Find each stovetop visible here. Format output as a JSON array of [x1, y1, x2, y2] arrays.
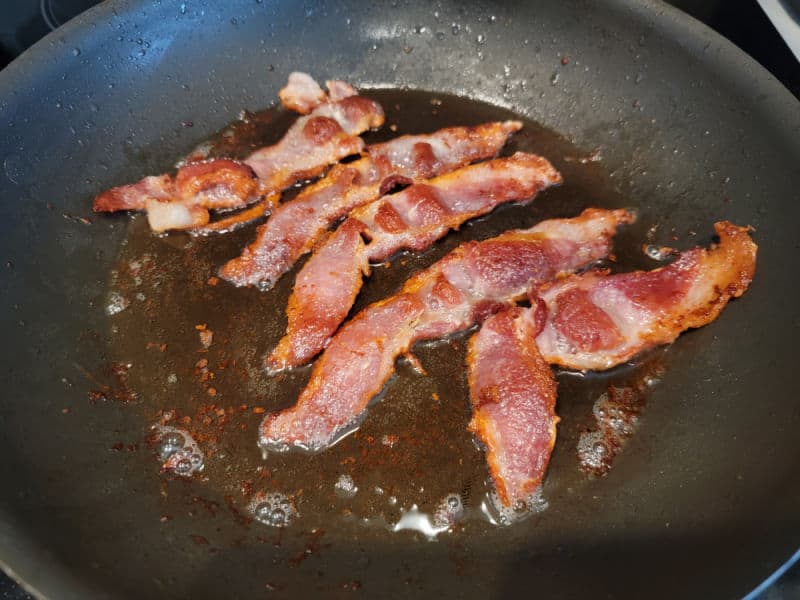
[[0, 1, 798, 598]]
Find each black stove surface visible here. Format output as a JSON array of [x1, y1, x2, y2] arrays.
[[0, 1, 798, 598]]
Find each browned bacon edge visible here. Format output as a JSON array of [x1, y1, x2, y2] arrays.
[[467, 221, 756, 508], [188, 198, 272, 236], [92, 73, 384, 232], [218, 120, 523, 289], [258, 208, 634, 454], [267, 152, 563, 372]]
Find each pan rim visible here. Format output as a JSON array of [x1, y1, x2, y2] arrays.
[[0, 0, 798, 598]]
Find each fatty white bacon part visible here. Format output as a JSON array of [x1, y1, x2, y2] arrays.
[[277, 72, 358, 114], [278, 72, 328, 114]]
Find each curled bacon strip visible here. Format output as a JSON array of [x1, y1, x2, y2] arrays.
[[93, 73, 384, 232], [219, 121, 523, 289], [92, 175, 172, 212], [468, 221, 756, 507], [267, 152, 563, 371], [258, 208, 634, 453]]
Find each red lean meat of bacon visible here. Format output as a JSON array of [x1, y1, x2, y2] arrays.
[[467, 305, 557, 509], [267, 152, 563, 371], [258, 208, 634, 453], [93, 74, 384, 232], [467, 221, 756, 508], [219, 120, 523, 289]]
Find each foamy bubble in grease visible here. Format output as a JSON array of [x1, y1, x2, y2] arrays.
[[480, 488, 548, 526], [153, 425, 204, 477], [432, 493, 465, 528], [334, 474, 358, 499], [644, 244, 676, 262], [249, 491, 298, 528], [105, 291, 130, 316]]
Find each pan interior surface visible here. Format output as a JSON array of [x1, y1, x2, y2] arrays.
[[0, 1, 798, 598]]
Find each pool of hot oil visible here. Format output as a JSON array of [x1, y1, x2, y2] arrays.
[[104, 89, 668, 548]]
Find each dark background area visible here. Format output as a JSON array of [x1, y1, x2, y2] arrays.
[[0, 0, 798, 598]]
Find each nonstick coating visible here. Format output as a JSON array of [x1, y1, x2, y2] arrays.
[[1, 1, 799, 598]]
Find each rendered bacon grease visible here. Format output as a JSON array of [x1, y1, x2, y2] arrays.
[[98, 73, 757, 529]]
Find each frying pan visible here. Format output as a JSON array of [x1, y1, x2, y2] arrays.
[[1, 0, 799, 598]]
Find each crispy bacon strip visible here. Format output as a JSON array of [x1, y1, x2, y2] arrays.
[[93, 160, 264, 216], [219, 121, 522, 289], [534, 221, 757, 370], [93, 73, 384, 232], [258, 208, 634, 453], [267, 152, 563, 371], [468, 221, 756, 507], [468, 306, 557, 509]]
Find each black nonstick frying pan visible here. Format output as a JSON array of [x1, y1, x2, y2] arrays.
[[1, 1, 799, 598]]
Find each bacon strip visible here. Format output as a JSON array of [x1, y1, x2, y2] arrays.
[[93, 74, 384, 232], [467, 306, 557, 509], [267, 152, 563, 371], [468, 221, 756, 507], [219, 121, 523, 289], [534, 221, 757, 370], [258, 208, 634, 453]]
